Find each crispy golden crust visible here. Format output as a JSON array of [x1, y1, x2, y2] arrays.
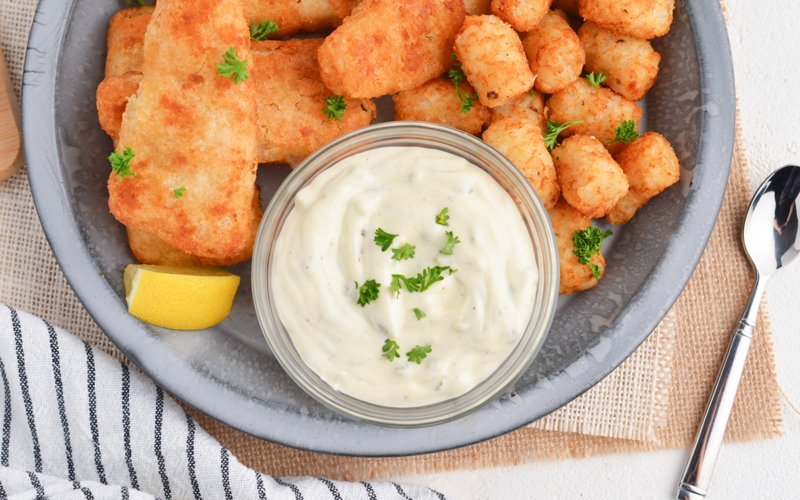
[[522, 9, 585, 94], [242, 0, 361, 39], [96, 71, 142, 139], [454, 15, 535, 108], [128, 186, 263, 266], [317, 0, 466, 98], [579, 20, 660, 101], [483, 118, 559, 209], [490, 0, 552, 32], [579, 0, 674, 40], [606, 132, 680, 224], [548, 198, 605, 294], [392, 77, 491, 135], [546, 78, 642, 154], [552, 134, 628, 218], [552, 0, 579, 15], [110, 0, 258, 259], [250, 39, 376, 166], [490, 90, 548, 132], [464, 0, 493, 15], [105, 6, 154, 77]]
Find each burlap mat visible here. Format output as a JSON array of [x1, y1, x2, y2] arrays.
[[0, 0, 782, 482]]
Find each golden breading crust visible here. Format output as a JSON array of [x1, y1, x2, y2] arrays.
[[607, 132, 680, 224], [490, 90, 548, 132], [548, 198, 605, 294], [552, 134, 628, 218], [552, 0, 579, 15], [105, 6, 154, 77], [579, 21, 660, 101], [579, 0, 674, 40], [250, 39, 377, 166], [490, 0, 552, 32], [96, 71, 142, 140], [317, 0, 466, 98], [392, 77, 491, 135], [128, 186, 264, 267], [522, 9, 585, 94], [454, 15, 535, 108], [483, 118, 560, 210], [464, 0, 493, 15], [110, 0, 258, 259], [242, 0, 361, 39], [546, 78, 642, 154]]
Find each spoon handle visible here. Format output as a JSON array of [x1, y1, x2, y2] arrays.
[[676, 277, 766, 500]]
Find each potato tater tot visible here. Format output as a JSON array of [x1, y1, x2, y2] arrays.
[[579, 21, 660, 101], [579, 0, 674, 40], [454, 15, 535, 108], [552, 0, 579, 15], [317, 0, 466, 98], [483, 118, 560, 209], [491, 0, 552, 32], [490, 90, 548, 132], [548, 198, 605, 294], [547, 78, 642, 152], [242, 0, 361, 39], [464, 0, 493, 15], [552, 135, 628, 218], [393, 77, 491, 135], [522, 9, 585, 94], [105, 6, 154, 77], [607, 132, 680, 224]]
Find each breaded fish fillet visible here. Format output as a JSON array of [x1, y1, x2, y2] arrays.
[[96, 71, 141, 142], [128, 186, 264, 267], [110, 0, 258, 259], [243, 0, 362, 39], [105, 6, 154, 78]]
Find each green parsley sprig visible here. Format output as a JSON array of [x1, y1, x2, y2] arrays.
[[390, 274, 419, 297], [449, 53, 477, 114], [413, 308, 426, 320], [544, 120, 584, 151], [323, 95, 348, 121], [440, 231, 460, 255], [355, 280, 381, 307], [529, 89, 536, 98], [390, 265, 456, 297], [216, 47, 250, 84], [250, 20, 279, 41], [572, 227, 613, 279], [109, 147, 136, 180], [374, 228, 398, 252], [585, 72, 608, 90], [605, 120, 639, 145], [382, 339, 401, 361], [406, 345, 432, 364], [173, 186, 186, 198], [436, 208, 450, 226], [392, 243, 416, 261]]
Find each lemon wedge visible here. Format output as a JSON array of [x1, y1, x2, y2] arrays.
[[124, 265, 240, 330]]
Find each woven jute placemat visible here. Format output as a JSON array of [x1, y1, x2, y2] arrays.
[[0, 0, 782, 482]]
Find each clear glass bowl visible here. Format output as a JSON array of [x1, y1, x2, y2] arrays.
[[252, 122, 559, 427]]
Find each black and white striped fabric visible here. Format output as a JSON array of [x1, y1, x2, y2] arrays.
[[0, 305, 451, 500]]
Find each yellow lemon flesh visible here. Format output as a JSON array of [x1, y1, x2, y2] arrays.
[[124, 265, 240, 330]]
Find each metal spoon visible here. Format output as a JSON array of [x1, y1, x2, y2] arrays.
[[676, 164, 800, 500]]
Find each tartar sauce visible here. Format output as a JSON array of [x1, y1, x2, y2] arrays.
[[272, 147, 537, 407]]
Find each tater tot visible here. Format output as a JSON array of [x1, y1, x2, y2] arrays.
[[606, 132, 680, 224], [317, 0, 466, 98], [579, 21, 660, 101], [491, 0, 552, 32], [483, 118, 560, 209], [552, 135, 629, 218], [548, 198, 605, 294], [522, 9, 585, 94], [579, 0, 674, 40], [454, 15, 536, 108], [464, 0, 493, 15], [393, 77, 491, 135], [547, 78, 642, 153], [552, 0, 579, 15], [490, 90, 548, 132]]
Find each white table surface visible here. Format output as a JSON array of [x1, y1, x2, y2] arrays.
[[395, 1, 800, 497]]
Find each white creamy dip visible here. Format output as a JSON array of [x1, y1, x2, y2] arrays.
[[272, 147, 537, 407]]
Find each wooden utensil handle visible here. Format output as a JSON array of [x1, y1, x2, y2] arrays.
[[0, 47, 23, 182]]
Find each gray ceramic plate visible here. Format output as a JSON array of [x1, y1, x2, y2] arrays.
[[22, 0, 734, 456]]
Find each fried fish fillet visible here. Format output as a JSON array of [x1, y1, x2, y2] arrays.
[[243, 0, 362, 39], [110, 0, 258, 259], [105, 6, 154, 78]]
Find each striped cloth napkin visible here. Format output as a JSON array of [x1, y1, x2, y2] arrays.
[[0, 304, 450, 500]]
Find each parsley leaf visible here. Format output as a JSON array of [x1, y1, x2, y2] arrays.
[[440, 231, 460, 255], [382, 339, 401, 361], [406, 345, 432, 364], [250, 20, 279, 40], [390, 274, 420, 297], [323, 95, 348, 121], [585, 72, 608, 90], [425, 35, 433, 39], [605, 120, 639, 145], [392, 243, 416, 261], [572, 227, 613, 279], [374, 228, 398, 252], [416, 266, 456, 292], [448, 53, 478, 114], [173, 186, 186, 198], [529, 89, 536, 98], [216, 47, 250, 84], [355, 280, 380, 307], [109, 147, 136, 180], [413, 308, 426, 320], [436, 208, 450, 226], [544, 120, 584, 151]]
